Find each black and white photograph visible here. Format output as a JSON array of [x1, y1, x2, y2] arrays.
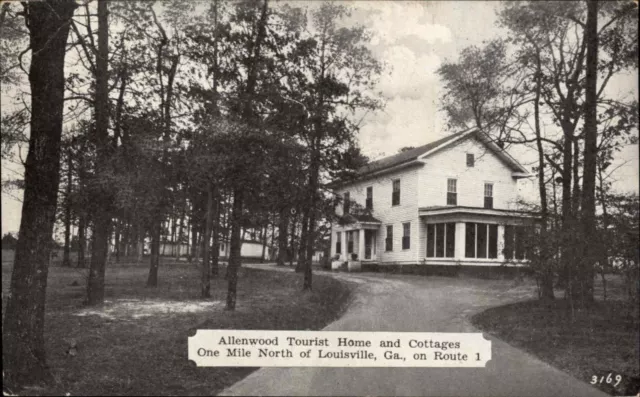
[[1, 0, 638, 396]]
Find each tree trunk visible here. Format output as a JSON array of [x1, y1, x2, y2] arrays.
[[147, 219, 161, 287], [277, 210, 288, 266], [304, 151, 320, 290], [577, 0, 599, 307], [62, 147, 72, 267], [260, 224, 267, 263], [533, 52, 554, 302], [296, 213, 308, 272], [114, 219, 121, 263], [136, 222, 144, 263], [201, 183, 213, 298], [226, 188, 244, 310], [211, 193, 220, 277], [289, 213, 297, 266], [2, 0, 75, 389], [77, 213, 86, 268], [86, 0, 111, 306], [226, 0, 269, 310]]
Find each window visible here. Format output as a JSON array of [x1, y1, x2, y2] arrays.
[[366, 186, 373, 210], [220, 243, 225, 252], [465, 223, 476, 258], [466, 223, 498, 259], [392, 180, 401, 206], [347, 231, 354, 254], [467, 153, 475, 167], [343, 192, 350, 214], [435, 223, 445, 256], [488, 224, 498, 258], [402, 222, 411, 250], [426, 223, 456, 258], [335, 232, 342, 254], [484, 183, 493, 209], [445, 223, 456, 257], [504, 225, 514, 260], [447, 179, 457, 205], [385, 225, 393, 251], [504, 225, 530, 260]]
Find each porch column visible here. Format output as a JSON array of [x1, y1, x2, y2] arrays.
[[497, 224, 505, 260], [358, 229, 365, 261], [455, 222, 465, 259]]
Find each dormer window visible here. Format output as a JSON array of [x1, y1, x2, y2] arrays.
[[467, 153, 475, 167]]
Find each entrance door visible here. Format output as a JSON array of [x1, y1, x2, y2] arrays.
[[364, 230, 374, 260]]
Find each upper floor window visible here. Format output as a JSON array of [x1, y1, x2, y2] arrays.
[[343, 191, 350, 214], [392, 179, 401, 206], [366, 186, 373, 210], [484, 183, 493, 209], [402, 222, 411, 250], [467, 153, 475, 167], [447, 179, 457, 206], [385, 225, 393, 251]]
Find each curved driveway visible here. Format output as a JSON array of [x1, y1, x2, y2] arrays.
[[219, 265, 607, 397]]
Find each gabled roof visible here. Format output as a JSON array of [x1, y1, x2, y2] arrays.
[[356, 130, 470, 176], [356, 128, 529, 178]]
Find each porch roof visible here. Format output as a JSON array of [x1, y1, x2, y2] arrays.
[[339, 213, 382, 225], [419, 206, 540, 219]]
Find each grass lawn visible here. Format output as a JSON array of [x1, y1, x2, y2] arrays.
[[1, 258, 353, 396], [472, 275, 639, 396]]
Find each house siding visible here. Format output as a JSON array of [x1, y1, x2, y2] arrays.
[[331, 135, 532, 268], [418, 138, 519, 210], [333, 165, 421, 263]]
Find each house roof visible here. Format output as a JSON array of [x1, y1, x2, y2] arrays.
[[330, 129, 530, 190], [356, 130, 470, 176]]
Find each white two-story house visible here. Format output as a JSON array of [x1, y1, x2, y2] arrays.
[[330, 129, 538, 271]]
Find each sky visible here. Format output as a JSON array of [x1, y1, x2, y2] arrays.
[[2, 1, 638, 236]]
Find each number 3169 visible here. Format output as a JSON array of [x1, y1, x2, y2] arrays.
[[591, 373, 622, 387]]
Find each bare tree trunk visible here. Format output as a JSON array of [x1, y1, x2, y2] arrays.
[[226, 189, 243, 310], [62, 147, 72, 267], [2, 0, 76, 388], [260, 223, 268, 263], [277, 210, 288, 266], [211, 192, 220, 277], [533, 52, 553, 302], [226, 0, 269, 311], [86, 0, 111, 306], [77, 213, 86, 268], [578, 0, 599, 306], [296, 213, 308, 273], [289, 213, 297, 266], [147, 220, 161, 287], [201, 182, 213, 298]]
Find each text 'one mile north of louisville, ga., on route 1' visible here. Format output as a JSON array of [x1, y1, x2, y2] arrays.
[[188, 331, 492, 367]]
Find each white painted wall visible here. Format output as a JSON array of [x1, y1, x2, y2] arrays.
[[333, 164, 421, 263], [418, 138, 519, 210]]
